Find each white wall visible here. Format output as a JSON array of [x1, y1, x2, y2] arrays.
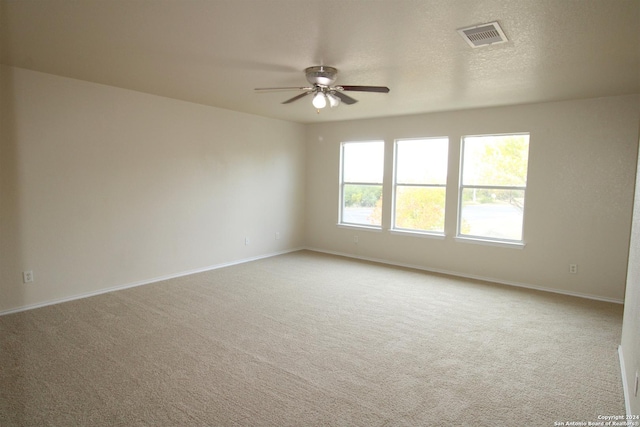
[[305, 95, 640, 302], [1, 64, 638, 313], [621, 131, 640, 415], [0, 65, 306, 313]]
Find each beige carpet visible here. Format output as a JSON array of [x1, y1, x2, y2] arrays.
[[0, 250, 625, 426]]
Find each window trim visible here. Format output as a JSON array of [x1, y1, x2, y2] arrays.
[[391, 137, 449, 236], [338, 140, 385, 229], [454, 235, 526, 249], [337, 223, 384, 232], [457, 133, 530, 244], [389, 228, 446, 239]]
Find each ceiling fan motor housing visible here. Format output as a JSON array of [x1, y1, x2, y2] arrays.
[[305, 66, 338, 86]]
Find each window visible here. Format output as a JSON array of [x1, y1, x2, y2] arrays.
[[459, 133, 530, 242], [340, 141, 384, 227], [393, 138, 449, 234]]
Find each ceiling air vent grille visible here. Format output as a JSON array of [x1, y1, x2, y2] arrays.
[[458, 21, 508, 48]]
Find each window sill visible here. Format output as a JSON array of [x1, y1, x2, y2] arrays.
[[455, 236, 526, 249], [337, 223, 383, 232], [389, 229, 445, 239]]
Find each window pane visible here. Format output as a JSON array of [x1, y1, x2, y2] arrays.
[[343, 141, 384, 183], [459, 188, 525, 241], [395, 186, 446, 232], [462, 134, 529, 186], [396, 138, 448, 184], [342, 184, 382, 226]]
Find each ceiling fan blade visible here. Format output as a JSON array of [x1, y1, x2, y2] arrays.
[[331, 91, 358, 105], [282, 91, 312, 104], [339, 85, 390, 93], [254, 86, 312, 91]]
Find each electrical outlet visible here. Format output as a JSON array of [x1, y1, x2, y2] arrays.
[[23, 270, 34, 283], [569, 264, 578, 274], [275, 232, 280, 240], [245, 237, 250, 246], [353, 235, 359, 244]]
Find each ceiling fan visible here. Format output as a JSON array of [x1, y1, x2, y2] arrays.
[[254, 66, 390, 110]]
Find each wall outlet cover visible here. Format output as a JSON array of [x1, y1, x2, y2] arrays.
[[23, 271, 34, 283]]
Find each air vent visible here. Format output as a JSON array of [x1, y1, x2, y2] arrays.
[[458, 21, 508, 48]]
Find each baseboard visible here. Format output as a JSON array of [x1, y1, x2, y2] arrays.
[[619, 346, 632, 416], [304, 247, 625, 304], [3, 245, 622, 316], [0, 247, 305, 316]]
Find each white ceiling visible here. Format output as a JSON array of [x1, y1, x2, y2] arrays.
[[1, 0, 639, 124]]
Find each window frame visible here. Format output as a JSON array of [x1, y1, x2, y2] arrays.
[[457, 132, 530, 245], [391, 137, 449, 236], [338, 140, 385, 229]]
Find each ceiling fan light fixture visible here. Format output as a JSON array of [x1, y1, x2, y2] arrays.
[[312, 91, 327, 109], [327, 92, 341, 108]]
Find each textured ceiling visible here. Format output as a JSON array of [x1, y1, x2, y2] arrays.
[[1, 0, 639, 124]]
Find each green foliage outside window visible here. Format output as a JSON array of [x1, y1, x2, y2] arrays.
[[463, 135, 529, 208], [394, 187, 445, 232], [343, 185, 382, 208], [464, 135, 528, 188]]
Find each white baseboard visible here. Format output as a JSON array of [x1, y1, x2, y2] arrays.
[[0, 247, 305, 316], [304, 246, 625, 304], [2, 245, 622, 316], [619, 346, 632, 416]]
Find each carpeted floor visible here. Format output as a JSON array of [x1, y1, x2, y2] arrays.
[[0, 250, 625, 426]]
